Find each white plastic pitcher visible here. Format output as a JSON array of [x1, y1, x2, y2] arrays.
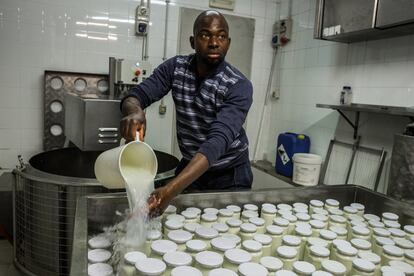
[[94, 137, 158, 189]]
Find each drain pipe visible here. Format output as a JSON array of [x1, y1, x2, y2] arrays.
[[158, 0, 170, 115]]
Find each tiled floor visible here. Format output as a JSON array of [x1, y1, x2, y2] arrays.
[[0, 239, 25, 276]]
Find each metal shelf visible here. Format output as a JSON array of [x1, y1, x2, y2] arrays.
[[316, 103, 414, 139]]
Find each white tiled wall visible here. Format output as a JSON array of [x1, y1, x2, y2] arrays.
[[261, 0, 414, 192], [0, 0, 279, 171]]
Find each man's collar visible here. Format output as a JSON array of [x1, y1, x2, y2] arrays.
[[188, 54, 226, 78]]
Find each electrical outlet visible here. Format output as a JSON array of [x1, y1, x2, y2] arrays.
[[272, 18, 292, 47]]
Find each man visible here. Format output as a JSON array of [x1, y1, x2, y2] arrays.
[[120, 10, 253, 217]]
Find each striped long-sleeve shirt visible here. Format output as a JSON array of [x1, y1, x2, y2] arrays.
[[122, 54, 253, 170]]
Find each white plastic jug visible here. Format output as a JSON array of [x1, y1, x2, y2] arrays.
[[94, 137, 158, 189]]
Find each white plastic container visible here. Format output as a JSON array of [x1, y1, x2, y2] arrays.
[[266, 225, 284, 254], [394, 238, 414, 251], [212, 223, 229, 235], [171, 266, 202, 276], [163, 251, 192, 276], [164, 219, 184, 236], [389, 228, 406, 239], [239, 223, 257, 241], [350, 238, 372, 253], [293, 261, 316, 276], [185, 240, 207, 258], [88, 263, 114, 276], [321, 260, 346, 276], [223, 248, 252, 272], [242, 240, 263, 263], [304, 245, 330, 270], [220, 234, 241, 249], [273, 217, 289, 235], [292, 153, 322, 186], [350, 225, 371, 241], [195, 227, 219, 250], [275, 270, 299, 276], [144, 230, 162, 256], [310, 219, 326, 237], [357, 251, 381, 276], [208, 268, 237, 276], [282, 214, 298, 234], [309, 200, 324, 214], [259, 256, 283, 274], [276, 246, 298, 270], [329, 215, 347, 229], [184, 222, 201, 234], [201, 213, 218, 228], [295, 225, 313, 259], [405, 249, 414, 267], [226, 218, 242, 235], [329, 226, 348, 240], [211, 237, 237, 255], [217, 209, 233, 224], [282, 235, 302, 255], [88, 249, 112, 264], [349, 258, 375, 276], [330, 239, 351, 259], [203, 208, 219, 216], [388, 260, 414, 276], [194, 251, 223, 276], [319, 229, 337, 249], [88, 236, 112, 249], [120, 251, 146, 276], [243, 204, 259, 214], [363, 214, 380, 222], [238, 262, 268, 276], [384, 220, 402, 229], [185, 207, 202, 220], [325, 199, 340, 211], [241, 210, 259, 223], [380, 265, 405, 276], [253, 234, 272, 257], [404, 225, 414, 240], [350, 203, 365, 216], [162, 205, 177, 223], [372, 236, 395, 256], [135, 257, 166, 276], [381, 245, 404, 265], [249, 217, 266, 234], [333, 245, 358, 274], [261, 204, 277, 227], [150, 240, 178, 260], [226, 205, 241, 219], [181, 210, 199, 224], [371, 227, 391, 245], [382, 212, 399, 222], [304, 237, 328, 260], [167, 230, 193, 251]]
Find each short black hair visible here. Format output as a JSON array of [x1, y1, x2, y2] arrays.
[[193, 10, 229, 35]]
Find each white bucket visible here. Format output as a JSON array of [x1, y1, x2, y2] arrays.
[[94, 139, 158, 189], [292, 153, 322, 186]]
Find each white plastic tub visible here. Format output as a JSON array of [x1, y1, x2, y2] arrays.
[[292, 154, 323, 186]]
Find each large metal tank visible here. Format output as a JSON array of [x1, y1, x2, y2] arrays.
[[13, 147, 178, 276]]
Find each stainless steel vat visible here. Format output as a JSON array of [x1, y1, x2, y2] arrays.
[[70, 185, 414, 275], [13, 147, 178, 276]]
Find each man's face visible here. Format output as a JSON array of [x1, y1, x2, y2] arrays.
[[190, 15, 231, 66]]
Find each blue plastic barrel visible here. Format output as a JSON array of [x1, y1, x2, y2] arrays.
[[275, 132, 310, 177]]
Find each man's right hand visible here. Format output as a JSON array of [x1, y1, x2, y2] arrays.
[[120, 97, 146, 142]]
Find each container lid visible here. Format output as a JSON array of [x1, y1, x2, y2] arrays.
[[165, 219, 184, 230], [307, 237, 328, 248], [352, 258, 375, 272], [266, 225, 284, 235], [275, 270, 298, 276], [88, 263, 113, 276], [352, 225, 370, 235], [254, 234, 272, 245], [313, 208, 329, 216], [150, 239, 178, 255], [363, 213, 380, 221], [350, 220, 367, 228], [389, 260, 414, 275], [383, 245, 404, 257], [357, 251, 381, 264], [343, 206, 357, 214], [241, 210, 259, 219], [375, 236, 395, 246], [282, 213, 298, 223], [294, 207, 309, 214], [195, 226, 219, 239], [212, 223, 229, 233], [320, 229, 337, 240], [394, 238, 414, 249], [309, 245, 330, 257], [295, 225, 312, 237], [185, 207, 201, 215], [311, 271, 334, 276], [88, 249, 111, 263], [321, 260, 346, 274], [262, 203, 277, 209], [329, 226, 348, 236], [273, 217, 289, 227], [293, 261, 316, 274], [276, 246, 297, 258], [242, 240, 262, 252], [405, 249, 414, 260], [195, 251, 223, 268], [381, 266, 406, 276], [292, 153, 322, 164], [325, 199, 340, 207], [184, 222, 201, 233], [185, 239, 207, 252], [167, 229, 193, 244], [203, 207, 219, 215], [259, 256, 283, 271], [350, 203, 365, 211], [226, 205, 241, 213], [384, 220, 401, 229], [373, 227, 390, 237], [218, 208, 233, 217], [282, 235, 301, 246], [404, 225, 414, 234], [332, 239, 351, 249], [221, 233, 241, 245], [146, 229, 162, 240], [181, 210, 198, 219], [163, 251, 192, 267], [226, 218, 242, 227], [277, 209, 292, 217], [166, 214, 185, 223], [312, 214, 328, 222], [249, 217, 265, 226], [124, 251, 146, 265], [382, 212, 399, 221], [328, 208, 344, 216], [201, 213, 218, 222], [238, 262, 268, 276], [296, 213, 311, 222], [329, 215, 346, 224], [389, 228, 406, 238], [293, 202, 308, 209], [368, 220, 385, 228], [88, 236, 111, 249], [337, 244, 358, 256], [211, 237, 237, 252], [164, 205, 177, 214], [243, 204, 258, 212], [240, 223, 257, 233], [171, 266, 202, 276], [135, 258, 166, 275], [277, 203, 293, 211], [208, 268, 238, 276], [261, 204, 277, 214], [310, 219, 325, 229], [224, 248, 252, 264], [350, 238, 371, 250]]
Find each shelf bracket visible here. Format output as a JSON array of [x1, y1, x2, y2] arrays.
[[337, 109, 360, 139]]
